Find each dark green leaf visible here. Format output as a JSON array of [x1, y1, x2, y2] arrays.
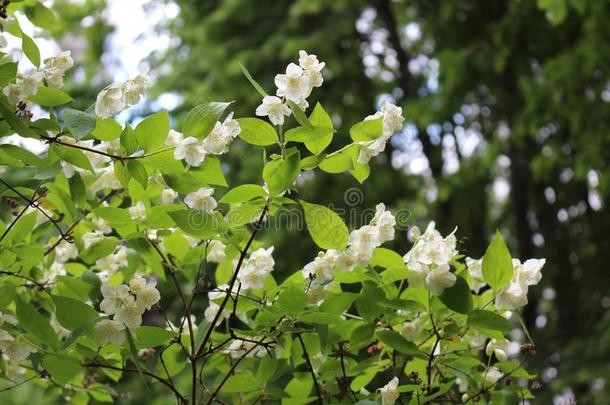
[[63, 108, 96, 140], [439, 276, 473, 314]]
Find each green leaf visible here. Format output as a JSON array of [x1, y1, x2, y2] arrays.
[[120, 125, 138, 155], [286, 100, 313, 129], [0, 62, 18, 87], [136, 326, 176, 349], [50, 144, 93, 172], [482, 231, 513, 290], [0, 97, 38, 138], [127, 160, 148, 189], [375, 329, 421, 356], [319, 145, 356, 174], [125, 328, 149, 390], [68, 172, 87, 206], [350, 324, 376, 349], [277, 285, 308, 315], [299, 311, 342, 324], [284, 126, 331, 144], [55, 296, 99, 331], [219, 184, 266, 204], [91, 117, 122, 141], [439, 276, 473, 314], [16, 297, 59, 350], [226, 200, 266, 227], [135, 110, 170, 152], [237, 117, 279, 145], [25, 3, 59, 31], [263, 148, 300, 196], [239, 63, 268, 97], [183, 102, 231, 139], [63, 108, 96, 140], [257, 356, 277, 383], [468, 309, 513, 333], [21, 32, 40, 68], [28, 86, 73, 106], [355, 282, 384, 320], [350, 117, 383, 141], [168, 209, 225, 239], [370, 248, 408, 270], [0, 144, 46, 167], [300, 200, 348, 250], [305, 103, 334, 154], [42, 354, 81, 384]]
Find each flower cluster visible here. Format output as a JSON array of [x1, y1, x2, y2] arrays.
[[237, 247, 275, 290], [403, 221, 458, 295], [172, 114, 241, 167], [256, 50, 325, 125], [94, 72, 150, 118], [95, 278, 160, 345], [357, 99, 405, 164], [495, 258, 545, 309], [303, 204, 396, 299], [3, 51, 74, 105]]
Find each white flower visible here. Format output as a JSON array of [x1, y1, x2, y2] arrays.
[[335, 247, 369, 272], [495, 281, 528, 309], [357, 137, 389, 164], [255, 96, 291, 126], [44, 51, 74, 72], [349, 225, 380, 253], [222, 339, 265, 359], [100, 284, 132, 315], [160, 188, 178, 204], [485, 339, 509, 362], [55, 241, 78, 263], [302, 250, 339, 283], [165, 129, 184, 146], [0, 34, 5, 49], [130, 278, 161, 310], [43, 68, 65, 88], [21, 72, 44, 97], [484, 367, 503, 384], [379, 377, 400, 405], [402, 319, 422, 342], [90, 165, 121, 194], [202, 113, 241, 155], [114, 299, 144, 329], [82, 230, 105, 249], [424, 263, 456, 295], [238, 247, 275, 290], [0, 338, 35, 362], [275, 62, 311, 103], [404, 222, 457, 266], [129, 201, 147, 221], [372, 203, 396, 243], [95, 84, 126, 118], [94, 319, 125, 346], [174, 136, 206, 167], [3, 83, 24, 104], [466, 257, 486, 293], [185, 187, 217, 213], [204, 302, 230, 324], [91, 215, 112, 234], [298, 50, 325, 88], [515, 258, 545, 286], [207, 240, 226, 263], [96, 247, 128, 276]]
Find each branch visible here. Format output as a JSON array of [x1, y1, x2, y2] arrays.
[[42, 134, 175, 161], [85, 361, 187, 404], [203, 338, 268, 405], [298, 334, 324, 405], [195, 202, 270, 358], [0, 373, 40, 392]]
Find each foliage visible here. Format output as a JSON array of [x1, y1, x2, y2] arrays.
[[0, 2, 549, 403]]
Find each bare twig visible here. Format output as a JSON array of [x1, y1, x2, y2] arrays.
[[298, 333, 323, 404]]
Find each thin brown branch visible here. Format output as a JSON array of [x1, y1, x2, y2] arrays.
[[195, 202, 269, 358], [203, 338, 267, 405], [298, 333, 324, 405]]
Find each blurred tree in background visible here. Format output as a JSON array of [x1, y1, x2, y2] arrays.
[[154, 0, 610, 403]]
